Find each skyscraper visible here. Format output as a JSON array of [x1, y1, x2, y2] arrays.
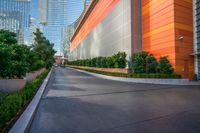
[[38, 0, 84, 55], [39, 0, 48, 25], [0, 0, 30, 43]]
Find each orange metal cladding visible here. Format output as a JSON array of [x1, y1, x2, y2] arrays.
[[142, 0, 194, 79], [70, 0, 120, 52]]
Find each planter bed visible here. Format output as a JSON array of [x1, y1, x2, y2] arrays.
[[0, 70, 49, 133], [67, 65, 181, 79], [26, 68, 46, 82], [66, 65, 129, 74], [0, 68, 46, 93]]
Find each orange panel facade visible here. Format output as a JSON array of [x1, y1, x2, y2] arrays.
[[142, 0, 194, 79], [70, 0, 120, 52]]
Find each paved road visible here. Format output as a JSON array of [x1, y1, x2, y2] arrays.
[[29, 67, 200, 133]]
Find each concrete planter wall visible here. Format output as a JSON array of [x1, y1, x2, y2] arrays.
[[26, 68, 46, 82], [67, 65, 129, 73], [0, 68, 46, 93], [0, 79, 26, 93]]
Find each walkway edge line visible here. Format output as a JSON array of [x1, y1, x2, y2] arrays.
[[9, 68, 53, 133], [69, 67, 200, 86]]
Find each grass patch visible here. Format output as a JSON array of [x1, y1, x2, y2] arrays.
[[0, 70, 49, 132], [70, 66, 181, 79]]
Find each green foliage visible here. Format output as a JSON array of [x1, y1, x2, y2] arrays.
[[132, 52, 174, 75], [0, 30, 17, 45], [132, 51, 148, 73], [112, 52, 127, 68], [0, 29, 55, 78], [27, 51, 45, 71], [106, 57, 114, 68], [33, 29, 56, 69], [0, 44, 29, 78], [67, 52, 127, 69], [0, 71, 49, 132], [146, 54, 157, 73], [70, 66, 181, 79], [157, 56, 174, 74]]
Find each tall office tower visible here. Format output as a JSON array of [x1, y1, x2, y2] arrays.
[[39, 0, 48, 26], [0, 0, 30, 43], [38, 0, 84, 55], [61, 24, 75, 58], [29, 17, 37, 45]]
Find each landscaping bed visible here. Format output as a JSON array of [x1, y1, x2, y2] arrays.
[[69, 66, 181, 79], [0, 70, 49, 133], [66, 51, 181, 79], [66, 65, 129, 73], [0, 92, 8, 105]]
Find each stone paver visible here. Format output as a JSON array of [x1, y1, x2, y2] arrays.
[[29, 67, 200, 133]]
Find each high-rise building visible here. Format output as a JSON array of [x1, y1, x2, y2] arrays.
[[0, 0, 30, 43], [29, 17, 37, 45], [61, 24, 75, 58], [38, 0, 84, 55], [39, 0, 48, 26]]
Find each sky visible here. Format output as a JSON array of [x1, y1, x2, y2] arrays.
[[29, 0, 84, 55], [30, 0, 39, 22]]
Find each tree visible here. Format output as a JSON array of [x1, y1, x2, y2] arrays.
[[157, 56, 174, 74], [0, 30, 17, 45], [32, 29, 56, 68]]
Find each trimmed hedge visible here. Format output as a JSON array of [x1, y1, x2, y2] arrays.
[[0, 70, 49, 132], [70, 66, 181, 79], [132, 51, 174, 74], [67, 52, 127, 68]]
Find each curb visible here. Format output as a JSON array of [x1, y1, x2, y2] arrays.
[[9, 68, 53, 133], [69, 67, 200, 86]]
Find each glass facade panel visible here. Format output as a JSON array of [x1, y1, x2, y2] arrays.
[[0, 0, 30, 33]]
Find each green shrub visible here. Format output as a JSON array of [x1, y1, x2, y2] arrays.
[[157, 56, 174, 74], [0, 44, 29, 78], [70, 66, 181, 79], [146, 54, 157, 73], [66, 52, 127, 69], [96, 57, 102, 68], [101, 57, 107, 68], [0, 70, 48, 131], [106, 57, 114, 68], [112, 52, 127, 68], [132, 51, 148, 73]]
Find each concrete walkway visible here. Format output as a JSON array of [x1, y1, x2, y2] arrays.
[[29, 67, 200, 133]]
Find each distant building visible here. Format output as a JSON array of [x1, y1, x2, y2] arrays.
[[0, 0, 30, 44], [61, 24, 75, 58], [39, 0, 48, 26], [29, 17, 37, 45], [38, 0, 85, 55], [54, 55, 62, 65]]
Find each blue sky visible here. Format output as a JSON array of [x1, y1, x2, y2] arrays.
[[30, 0, 39, 21]]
